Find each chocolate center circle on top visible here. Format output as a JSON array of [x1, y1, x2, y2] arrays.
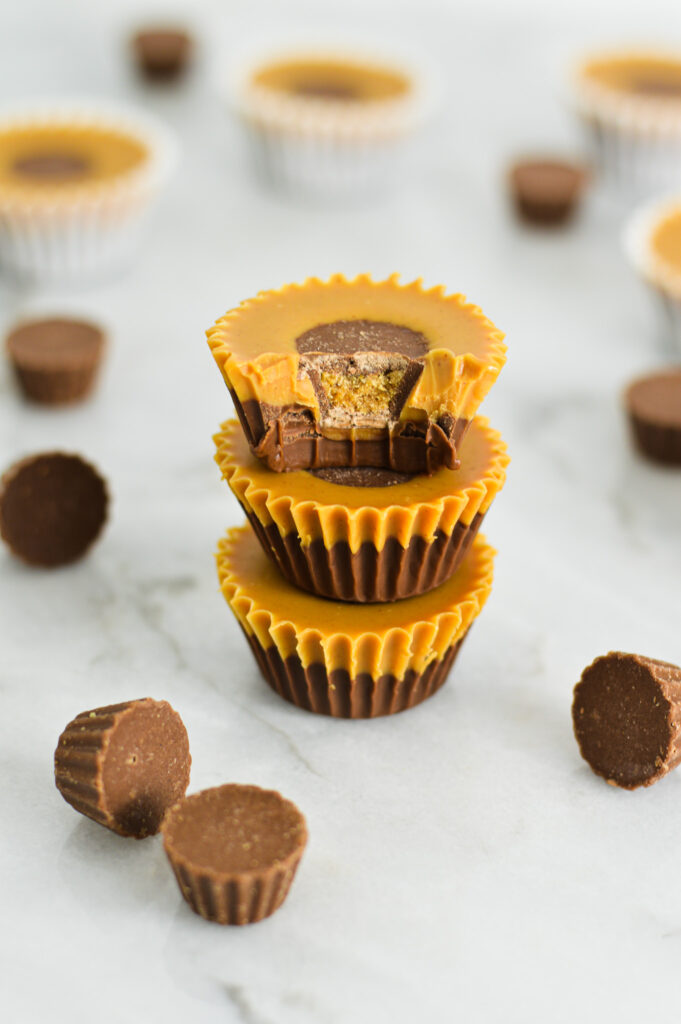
[[12, 152, 91, 182], [630, 76, 681, 97], [295, 319, 429, 357], [292, 80, 361, 100], [311, 465, 414, 487]]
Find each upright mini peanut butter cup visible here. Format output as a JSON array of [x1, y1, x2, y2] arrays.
[[217, 524, 495, 718], [625, 369, 681, 464], [214, 415, 508, 602], [572, 651, 681, 789], [207, 275, 506, 474], [162, 784, 307, 925], [54, 698, 191, 837], [6, 317, 105, 405]]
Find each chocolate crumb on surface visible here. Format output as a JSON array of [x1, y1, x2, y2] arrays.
[[572, 651, 681, 789], [625, 370, 681, 465], [509, 159, 586, 226], [6, 317, 105, 405], [162, 784, 307, 925], [54, 698, 191, 838], [0, 452, 108, 567]]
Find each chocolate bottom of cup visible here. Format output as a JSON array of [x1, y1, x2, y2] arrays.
[[629, 414, 681, 465], [13, 364, 99, 405], [231, 390, 466, 474], [514, 196, 577, 226], [167, 849, 303, 925], [245, 632, 466, 718], [244, 508, 483, 602]]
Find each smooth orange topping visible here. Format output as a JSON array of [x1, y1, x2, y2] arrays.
[[251, 57, 410, 102], [580, 53, 681, 98]]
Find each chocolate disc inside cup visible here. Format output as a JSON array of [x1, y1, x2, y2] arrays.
[[12, 152, 90, 181], [0, 452, 108, 567]]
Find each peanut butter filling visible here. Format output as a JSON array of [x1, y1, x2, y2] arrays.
[[214, 416, 508, 552], [251, 57, 410, 103], [580, 53, 681, 99], [218, 524, 495, 680], [650, 207, 681, 273], [0, 124, 148, 195], [207, 275, 507, 427]]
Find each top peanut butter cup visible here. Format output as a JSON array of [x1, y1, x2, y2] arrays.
[[207, 274, 506, 474]]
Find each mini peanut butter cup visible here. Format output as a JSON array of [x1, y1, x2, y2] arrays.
[[132, 28, 193, 82], [214, 416, 508, 602], [217, 524, 495, 718], [573, 652, 681, 789], [509, 159, 586, 226], [0, 452, 108, 567], [6, 317, 105, 405], [54, 698, 191, 837], [162, 784, 307, 925], [625, 369, 681, 465], [207, 275, 506, 474]]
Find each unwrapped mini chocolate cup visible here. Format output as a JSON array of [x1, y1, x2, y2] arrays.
[[162, 784, 307, 925], [132, 28, 193, 82], [7, 316, 105, 405], [54, 698, 191, 837], [573, 651, 681, 789], [508, 158, 586, 226], [217, 523, 495, 718], [624, 369, 681, 464], [215, 415, 508, 601]]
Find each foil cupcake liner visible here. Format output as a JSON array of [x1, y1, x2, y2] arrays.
[[217, 523, 495, 717], [0, 99, 177, 283], [227, 47, 433, 199], [214, 416, 508, 602], [569, 53, 681, 193], [623, 194, 681, 355]]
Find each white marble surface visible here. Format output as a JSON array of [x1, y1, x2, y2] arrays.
[[3, 2, 681, 1022]]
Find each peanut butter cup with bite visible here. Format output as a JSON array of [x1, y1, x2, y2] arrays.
[[54, 698, 191, 837], [207, 275, 506, 474], [162, 784, 307, 925], [214, 415, 508, 602], [217, 524, 494, 718]]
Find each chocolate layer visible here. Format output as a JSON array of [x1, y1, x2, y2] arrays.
[[295, 320, 429, 357], [244, 508, 483, 602], [573, 652, 681, 789], [245, 632, 466, 718], [12, 152, 90, 181], [233, 392, 466, 473]]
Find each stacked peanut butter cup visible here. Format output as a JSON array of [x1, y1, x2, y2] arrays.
[[208, 275, 508, 718]]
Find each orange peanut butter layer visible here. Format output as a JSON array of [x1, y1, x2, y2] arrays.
[[214, 416, 507, 602], [0, 123, 148, 200], [207, 275, 506, 473], [578, 52, 681, 99]]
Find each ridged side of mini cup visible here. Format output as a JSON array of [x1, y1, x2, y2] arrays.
[[164, 850, 305, 925], [245, 630, 465, 718], [12, 362, 100, 405], [54, 703, 129, 831], [244, 508, 482, 602]]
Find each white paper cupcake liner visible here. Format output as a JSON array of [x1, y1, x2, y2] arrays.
[[623, 193, 681, 355], [227, 47, 433, 199], [0, 99, 177, 284], [569, 54, 681, 195]]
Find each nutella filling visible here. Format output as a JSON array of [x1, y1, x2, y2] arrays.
[[295, 319, 428, 431], [12, 152, 91, 181]]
